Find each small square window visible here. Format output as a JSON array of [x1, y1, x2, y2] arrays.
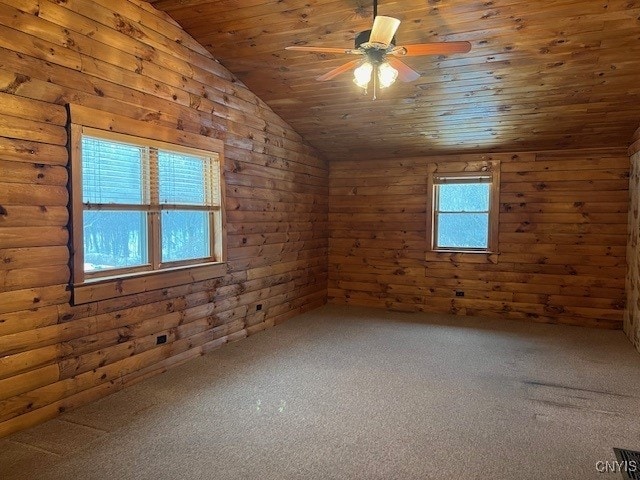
[[428, 162, 499, 254], [434, 178, 491, 250]]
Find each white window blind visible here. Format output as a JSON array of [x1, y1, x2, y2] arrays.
[[158, 150, 219, 206], [82, 136, 149, 205]]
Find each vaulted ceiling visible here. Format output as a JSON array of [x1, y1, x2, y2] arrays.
[[146, 0, 640, 160]]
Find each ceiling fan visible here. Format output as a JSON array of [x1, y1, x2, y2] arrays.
[[285, 0, 471, 99]]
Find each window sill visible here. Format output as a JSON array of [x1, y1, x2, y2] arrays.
[[426, 250, 499, 264], [72, 262, 226, 305]]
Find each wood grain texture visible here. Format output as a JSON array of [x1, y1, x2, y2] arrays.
[[146, 0, 640, 161], [624, 135, 640, 353], [0, 0, 327, 437], [329, 149, 628, 328]]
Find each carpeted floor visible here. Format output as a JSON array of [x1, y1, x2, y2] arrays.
[[1, 304, 640, 480]]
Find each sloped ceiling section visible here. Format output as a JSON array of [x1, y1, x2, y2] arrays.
[[145, 0, 640, 160]]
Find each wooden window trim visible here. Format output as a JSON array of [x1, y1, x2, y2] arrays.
[[68, 105, 227, 305], [426, 160, 500, 263], [72, 262, 227, 305]]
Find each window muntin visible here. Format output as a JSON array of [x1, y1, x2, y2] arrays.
[[78, 128, 222, 280]]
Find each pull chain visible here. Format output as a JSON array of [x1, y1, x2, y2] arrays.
[[373, 64, 377, 100]]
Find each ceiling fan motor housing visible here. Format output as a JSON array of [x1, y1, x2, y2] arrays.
[[355, 29, 396, 49]]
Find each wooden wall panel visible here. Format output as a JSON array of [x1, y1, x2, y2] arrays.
[[329, 149, 628, 329], [0, 0, 327, 437], [624, 126, 640, 353]]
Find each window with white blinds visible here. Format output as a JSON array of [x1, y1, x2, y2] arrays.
[[78, 128, 223, 278]]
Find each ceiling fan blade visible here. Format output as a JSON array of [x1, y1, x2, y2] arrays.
[[285, 46, 362, 55], [316, 59, 362, 81], [392, 41, 472, 56], [369, 16, 401, 46], [387, 57, 420, 82]]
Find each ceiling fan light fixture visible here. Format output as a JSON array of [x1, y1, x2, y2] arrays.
[[378, 61, 398, 88], [353, 62, 373, 89], [284, 0, 472, 99]]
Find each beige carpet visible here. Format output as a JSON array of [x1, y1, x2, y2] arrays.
[[1, 305, 640, 480]]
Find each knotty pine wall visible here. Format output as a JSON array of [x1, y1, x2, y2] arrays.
[[329, 150, 629, 328], [625, 126, 640, 353], [0, 0, 327, 436]]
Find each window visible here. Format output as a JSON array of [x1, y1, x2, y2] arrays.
[[69, 105, 226, 304], [427, 161, 499, 254], [80, 130, 222, 275]]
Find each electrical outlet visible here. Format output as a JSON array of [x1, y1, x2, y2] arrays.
[[455, 291, 465, 297], [156, 334, 167, 345]]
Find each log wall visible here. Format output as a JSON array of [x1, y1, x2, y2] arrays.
[[0, 0, 328, 437], [329, 150, 629, 328], [624, 126, 640, 352]]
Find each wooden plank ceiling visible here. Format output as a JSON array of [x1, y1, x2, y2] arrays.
[[145, 0, 640, 160]]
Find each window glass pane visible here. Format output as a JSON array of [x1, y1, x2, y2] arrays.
[[159, 151, 208, 205], [436, 213, 489, 249], [82, 136, 145, 204], [438, 183, 489, 212], [83, 210, 148, 272], [161, 210, 210, 262]]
